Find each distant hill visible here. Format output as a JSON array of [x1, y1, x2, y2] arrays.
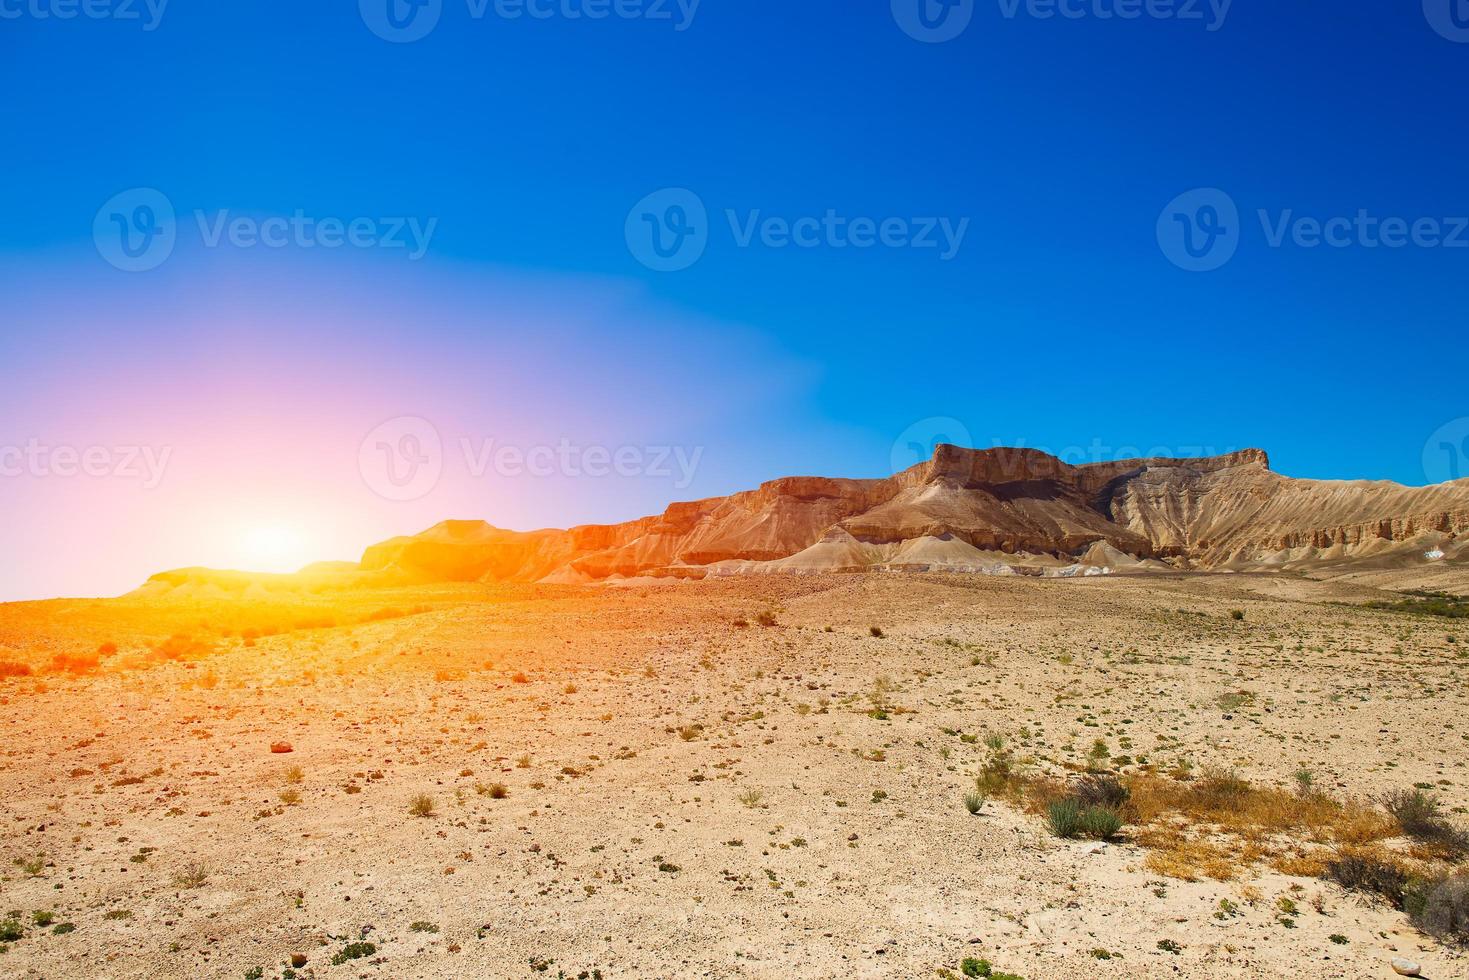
[[138, 445, 1469, 595]]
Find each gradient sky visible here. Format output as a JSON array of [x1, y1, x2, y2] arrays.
[[2, 2, 1466, 601]]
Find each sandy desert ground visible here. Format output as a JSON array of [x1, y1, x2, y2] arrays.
[[1, 571, 1467, 979]]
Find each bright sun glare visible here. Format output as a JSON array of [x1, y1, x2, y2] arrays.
[[238, 523, 312, 574]]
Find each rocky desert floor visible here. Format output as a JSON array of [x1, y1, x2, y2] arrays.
[[1, 571, 1467, 979]]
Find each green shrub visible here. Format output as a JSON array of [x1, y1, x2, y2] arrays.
[[1047, 799, 1083, 838], [964, 791, 984, 815], [331, 942, 376, 965], [1078, 806, 1123, 840]]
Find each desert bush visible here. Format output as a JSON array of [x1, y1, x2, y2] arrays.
[[1325, 852, 1411, 907], [869, 626, 885, 638], [152, 634, 214, 662], [1074, 773, 1129, 812], [409, 794, 436, 817], [1381, 789, 1469, 859], [1078, 806, 1123, 839], [0, 660, 33, 678], [755, 610, 778, 628], [1047, 799, 1083, 838], [964, 791, 985, 815], [331, 942, 376, 965], [1408, 873, 1469, 945], [50, 652, 102, 674], [172, 861, 208, 889]]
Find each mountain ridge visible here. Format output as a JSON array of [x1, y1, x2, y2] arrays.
[[135, 444, 1469, 596]]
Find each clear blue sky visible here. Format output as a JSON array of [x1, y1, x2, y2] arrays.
[[1, 2, 1467, 598]]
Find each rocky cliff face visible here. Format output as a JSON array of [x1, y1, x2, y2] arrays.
[[352, 446, 1469, 584]]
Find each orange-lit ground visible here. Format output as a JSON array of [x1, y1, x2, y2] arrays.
[[1, 573, 1467, 978]]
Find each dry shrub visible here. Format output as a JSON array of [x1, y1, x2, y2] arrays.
[[1326, 848, 1414, 908], [1271, 850, 1334, 878], [152, 634, 215, 662], [1410, 873, 1469, 945], [1139, 829, 1240, 882], [49, 652, 101, 675], [1121, 768, 1389, 847], [1074, 773, 1130, 811], [1380, 790, 1469, 860], [0, 661, 34, 678]]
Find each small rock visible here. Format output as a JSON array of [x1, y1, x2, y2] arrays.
[[1391, 957, 1421, 977], [270, 742, 293, 754], [1081, 842, 1109, 855]]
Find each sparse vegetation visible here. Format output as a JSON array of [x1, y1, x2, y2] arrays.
[[172, 861, 208, 889], [331, 942, 376, 965], [409, 793, 436, 817]]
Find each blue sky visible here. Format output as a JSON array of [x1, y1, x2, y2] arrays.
[[1, 2, 1467, 597]]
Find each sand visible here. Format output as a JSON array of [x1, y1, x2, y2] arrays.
[[1, 571, 1466, 978]]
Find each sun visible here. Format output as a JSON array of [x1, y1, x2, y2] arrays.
[[238, 522, 313, 574]]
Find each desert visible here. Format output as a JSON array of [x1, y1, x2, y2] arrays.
[[2, 448, 1468, 979]]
